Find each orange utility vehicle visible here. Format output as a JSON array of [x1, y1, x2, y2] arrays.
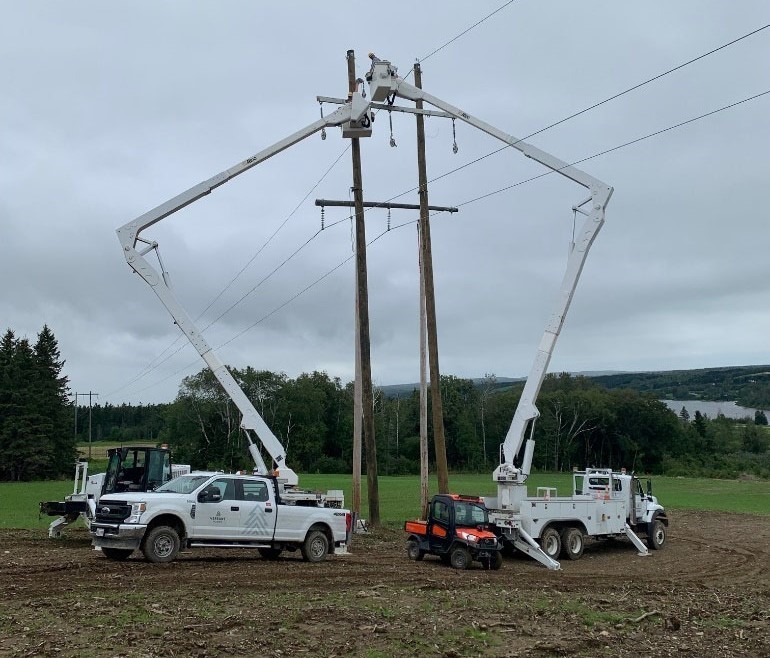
[[404, 494, 503, 570]]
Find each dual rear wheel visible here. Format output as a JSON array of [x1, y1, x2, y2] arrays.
[[540, 526, 584, 561]]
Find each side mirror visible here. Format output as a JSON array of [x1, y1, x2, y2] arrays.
[[198, 489, 222, 503], [646, 480, 653, 496]]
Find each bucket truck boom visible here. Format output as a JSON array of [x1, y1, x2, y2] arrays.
[[116, 97, 369, 489], [366, 56, 667, 570]]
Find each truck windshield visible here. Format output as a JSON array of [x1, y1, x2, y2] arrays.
[[454, 501, 488, 527], [155, 475, 211, 494]]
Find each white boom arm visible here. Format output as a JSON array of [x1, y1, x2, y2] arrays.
[[117, 104, 357, 487], [365, 56, 613, 485]]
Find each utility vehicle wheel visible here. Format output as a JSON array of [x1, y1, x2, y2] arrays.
[[406, 539, 425, 561], [101, 547, 133, 561], [449, 546, 472, 570], [481, 551, 503, 570], [540, 527, 561, 560], [560, 527, 585, 560], [142, 525, 180, 563], [258, 547, 282, 560], [301, 529, 329, 563], [648, 518, 666, 550]]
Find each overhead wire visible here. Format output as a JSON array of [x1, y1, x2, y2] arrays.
[[125, 85, 770, 397], [112, 20, 769, 399], [104, 145, 351, 401]]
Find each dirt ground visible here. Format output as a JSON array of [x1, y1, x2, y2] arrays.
[[1, 510, 768, 658]]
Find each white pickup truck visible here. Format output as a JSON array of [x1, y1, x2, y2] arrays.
[[90, 472, 351, 563]]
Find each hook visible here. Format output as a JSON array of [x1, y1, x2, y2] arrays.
[[452, 118, 458, 154], [320, 103, 327, 141], [389, 111, 397, 148]]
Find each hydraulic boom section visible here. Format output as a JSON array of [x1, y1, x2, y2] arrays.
[[365, 54, 613, 499], [116, 102, 362, 487]]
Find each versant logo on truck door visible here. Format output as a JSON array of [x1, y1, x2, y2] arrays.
[[210, 511, 227, 524]]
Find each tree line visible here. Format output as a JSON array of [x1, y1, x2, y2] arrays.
[[156, 368, 769, 479], [2, 324, 768, 481]]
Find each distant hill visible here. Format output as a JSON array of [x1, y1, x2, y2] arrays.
[[378, 365, 770, 408]]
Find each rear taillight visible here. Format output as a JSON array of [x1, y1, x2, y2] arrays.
[[346, 512, 352, 533]]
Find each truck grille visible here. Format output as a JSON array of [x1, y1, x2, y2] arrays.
[[479, 538, 497, 549], [95, 501, 131, 523]]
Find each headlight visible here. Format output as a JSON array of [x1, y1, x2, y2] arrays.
[[125, 502, 147, 524], [459, 531, 479, 543]]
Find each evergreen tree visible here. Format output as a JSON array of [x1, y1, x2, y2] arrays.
[[33, 325, 75, 474], [754, 409, 768, 426], [0, 326, 75, 480]]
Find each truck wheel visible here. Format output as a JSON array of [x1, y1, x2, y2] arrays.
[[560, 527, 584, 560], [301, 529, 329, 563], [141, 525, 180, 563], [540, 527, 561, 560], [258, 547, 282, 560], [406, 539, 425, 561], [648, 518, 666, 550], [101, 548, 133, 561], [449, 546, 472, 570], [481, 551, 503, 570]]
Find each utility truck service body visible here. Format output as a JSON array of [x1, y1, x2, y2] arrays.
[[91, 472, 350, 563], [484, 468, 667, 567]]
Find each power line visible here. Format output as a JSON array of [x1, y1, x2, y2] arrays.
[[418, 1, 519, 64], [120, 85, 769, 399], [104, 146, 351, 401], [393, 23, 770, 205], [456, 88, 770, 208], [112, 25, 768, 399]]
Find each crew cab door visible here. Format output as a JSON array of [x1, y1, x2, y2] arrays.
[[236, 478, 277, 542], [193, 477, 243, 539]]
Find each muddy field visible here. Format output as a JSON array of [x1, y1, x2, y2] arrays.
[[1, 510, 768, 657]]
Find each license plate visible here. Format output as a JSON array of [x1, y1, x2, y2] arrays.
[[96, 528, 105, 537]]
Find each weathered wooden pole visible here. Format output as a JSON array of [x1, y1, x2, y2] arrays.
[[414, 61, 449, 494], [347, 49, 380, 525]]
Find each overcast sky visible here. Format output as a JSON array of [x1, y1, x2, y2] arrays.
[[2, 2, 769, 406]]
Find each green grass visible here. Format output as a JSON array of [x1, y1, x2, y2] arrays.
[[2, 471, 768, 530]]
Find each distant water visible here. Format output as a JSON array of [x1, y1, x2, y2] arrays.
[[662, 399, 766, 420]]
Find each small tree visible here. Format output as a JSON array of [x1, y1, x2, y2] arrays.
[[754, 409, 768, 426]]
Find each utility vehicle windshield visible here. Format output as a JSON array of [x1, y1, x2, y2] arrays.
[[454, 501, 488, 527], [155, 475, 211, 494]]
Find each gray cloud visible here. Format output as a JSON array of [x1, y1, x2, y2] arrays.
[[2, 2, 768, 404]]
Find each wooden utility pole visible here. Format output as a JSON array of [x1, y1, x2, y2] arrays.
[[347, 49, 380, 526], [418, 225, 429, 518], [414, 62, 449, 494], [352, 285, 362, 521]]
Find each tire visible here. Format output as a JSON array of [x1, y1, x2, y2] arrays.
[[141, 525, 180, 563], [560, 527, 584, 560], [301, 529, 329, 563], [648, 518, 666, 550], [540, 527, 561, 560], [101, 547, 133, 561], [406, 539, 425, 561], [449, 545, 472, 570], [258, 547, 282, 560], [481, 551, 503, 570]]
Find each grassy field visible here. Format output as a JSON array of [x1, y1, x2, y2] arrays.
[[3, 470, 768, 530]]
